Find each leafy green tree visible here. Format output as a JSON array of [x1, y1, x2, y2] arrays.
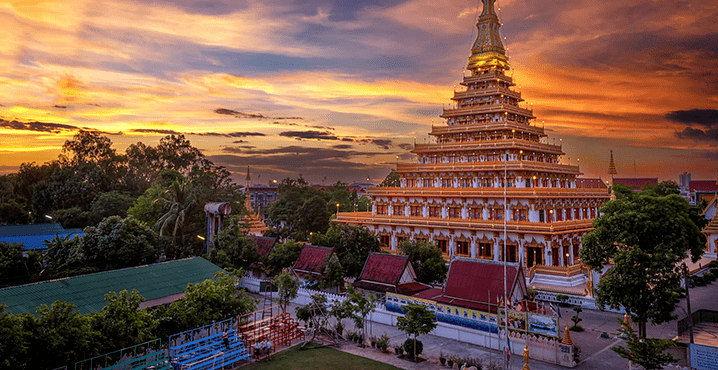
[[273, 269, 299, 313], [310, 224, 380, 278], [399, 239, 448, 284], [155, 178, 196, 253], [161, 271, 256, 334], [26, 301, 98, 370], [396, 303, 437, 361], [0, 199, 31, 224], [379, 172, 400, 187], [265, 240, 303, 275], [297, 195, 331, 236], [92, 289, 158, 354], [81, 215, 160, 271], [580, 183, 706, 338], [0, 304, 29, 369], [267, 177, 320, 238], [156, 134, 204, 171], [42, 233, 83, 276], [612, 318, 678, 370], [209, 221, 260, 271], [87, 190, 136, 226], [346, 285, 378, 346], [0, 242, 37, 287], [321, 254, 344, 290]]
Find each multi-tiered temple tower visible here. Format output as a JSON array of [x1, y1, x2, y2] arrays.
[[336, 0, 609, 295]]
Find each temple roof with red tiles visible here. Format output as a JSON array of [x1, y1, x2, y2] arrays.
[[434, 258, 525, 312], [292, 245, 335, 276], [690, 180, 718, 193], [250, 236, 278, 258]]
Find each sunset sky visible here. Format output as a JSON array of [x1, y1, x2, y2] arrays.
[[1, 0, 717, 185]]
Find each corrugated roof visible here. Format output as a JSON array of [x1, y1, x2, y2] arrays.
[[0, 257, 222, 315], [0, 230, 84, 250], [437, 258, 520, 310], [356, 253, 408, 286], [293, 245, 334, 275], [250, 236, 277, 258]]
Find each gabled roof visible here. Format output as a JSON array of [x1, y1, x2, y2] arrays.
[[0, 257, 222, 315], [434, 258, 525, 312], [250, 236, 278, 258], [352, 253, 428, 293], [690, 180, 718, 193], [292, 245, 335, 276], [613, 178, 658, 191], [357, 253, 409, 286], [576, 178, 608, 189]]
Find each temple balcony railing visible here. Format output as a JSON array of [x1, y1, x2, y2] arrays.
[[452, 87, 521, 100], [460, 70, 514, 85], [527, 264, 587, 279], [365, 186, 609, 199], [430, 121, 545, 136], [393, 160, 581, 175], [412, 139, 563, 155], [441, 103, 534, 118], [333, 212, 597, 234]]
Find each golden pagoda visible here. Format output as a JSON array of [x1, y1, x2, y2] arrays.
[[335, 0, 609, 296]]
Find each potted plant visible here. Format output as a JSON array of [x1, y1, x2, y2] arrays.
[[439, 351, 446, 365], [370, 336, 377, 348], [376, 334, 389, 351], [447, 354, 456, 367], [394, 345, 403, 355]]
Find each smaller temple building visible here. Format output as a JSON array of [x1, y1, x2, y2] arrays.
[[352, 252, 430, 295], [292, 245, 337, 279]]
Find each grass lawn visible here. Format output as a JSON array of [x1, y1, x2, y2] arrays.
[[241, 343, 401, 370]]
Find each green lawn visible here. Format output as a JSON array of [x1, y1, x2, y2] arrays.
[[241, 343, 401, 370]]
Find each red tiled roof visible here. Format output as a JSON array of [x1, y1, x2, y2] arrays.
[[396, 282, 432, 295], [357, 253, 408, 285], [576, 178, 608, 189], [613, 178, 658, 190], [293, 245, 334, 276], [251, 236, 277, 258], [410, 287, 443, 300], [690, 180, 718, 193], [439, 259, 519, 308]]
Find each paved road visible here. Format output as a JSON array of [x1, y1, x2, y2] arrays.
[[254, 282, 717, 369]]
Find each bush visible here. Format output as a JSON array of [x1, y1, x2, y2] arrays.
[[403, 338, 423, 359], [707, 260, 718, 269], [703, 272, 716, 282], [569, 325, 585, 332]]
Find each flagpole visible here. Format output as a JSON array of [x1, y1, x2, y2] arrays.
[[504, 151, 509, 370]]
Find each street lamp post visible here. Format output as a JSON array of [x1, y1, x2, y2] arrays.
[[336, 203, 340, 215]]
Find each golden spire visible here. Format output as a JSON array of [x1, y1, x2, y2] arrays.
[[608, 150, 617, 176], [561, 325, 574, 345], [467, 0, 510, 71]]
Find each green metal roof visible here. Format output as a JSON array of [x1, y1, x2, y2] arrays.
[[0, 257, 222, 315]]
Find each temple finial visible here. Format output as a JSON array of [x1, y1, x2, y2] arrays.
[[482, 0, 497, 16], [468, 0, 509, 71]]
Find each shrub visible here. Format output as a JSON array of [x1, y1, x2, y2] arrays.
[[703, 272, 715, 282], [403, 338, 423, 359]]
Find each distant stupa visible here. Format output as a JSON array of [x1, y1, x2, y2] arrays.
[[608, 150, 617, 185]]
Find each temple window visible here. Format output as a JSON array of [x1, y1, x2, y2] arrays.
[[376, 204, 388, 215], [437, 239, 448, 254], [448, 206, 462, 219], [455, 240, 470, 256], [393, 206, 404, 216], [459, 177, 472, 187], [539, 210, 545, 223], [380, 235, 390, 248], [410, 205, 422, 216], [441, 178, 452, 188], [428, 205, 441, 218], [527, 246, 543, 267], [552, 247, 560, 266], [468, 207, 482, 219], [478, 242, 492, 258], [573, 244, 581, 264]]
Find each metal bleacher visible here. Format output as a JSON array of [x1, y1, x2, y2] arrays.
[[168, 318, 251, 370]]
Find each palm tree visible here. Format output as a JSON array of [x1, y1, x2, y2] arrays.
[[155, 178, 195, 256]]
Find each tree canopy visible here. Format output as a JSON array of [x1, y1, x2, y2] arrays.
[[580, 182, 706, 337], [399, 239, 448, 284], [310, 223, 380, 278]]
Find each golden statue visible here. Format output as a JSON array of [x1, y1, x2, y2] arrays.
[[521, 344, 530, 370]]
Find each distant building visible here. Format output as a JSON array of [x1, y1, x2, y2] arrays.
[[0, 257, 222, 315], [245, 185, 278, 213], [701, 197, 718, 258], [679, 172, 691, 200], [689, 180, 718, 206], [0, 223, 83, 250]]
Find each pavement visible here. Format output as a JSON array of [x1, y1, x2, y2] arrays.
[[248, 282, 717, 370]]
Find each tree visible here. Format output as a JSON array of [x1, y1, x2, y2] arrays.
[[396, 303, 437, 361], [265, 240, 303, 275], [0, 304, 29, 369], [346, 285, 378, 346], [272, 269, 299, 313], [42, 233, 83, 277], [612, 318, 678, 370], [210, 222, 260, 271], [0, 242, 38, 287], [155, 178, 196, 253], [92, 289, 158, 354], [297, 195, 331, 236], [379, 171, 400, 187], [310, 224, 380, 278], [81, 215, 160, 271], [399, 239, 448, 284], [161, 271, 255, 334], [580, 183, 706, 338], [87, 190, 136, 226], [26, 301, 97, 369]]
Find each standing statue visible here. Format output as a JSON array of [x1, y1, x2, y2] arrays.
[[521, 344, 530, 370]]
